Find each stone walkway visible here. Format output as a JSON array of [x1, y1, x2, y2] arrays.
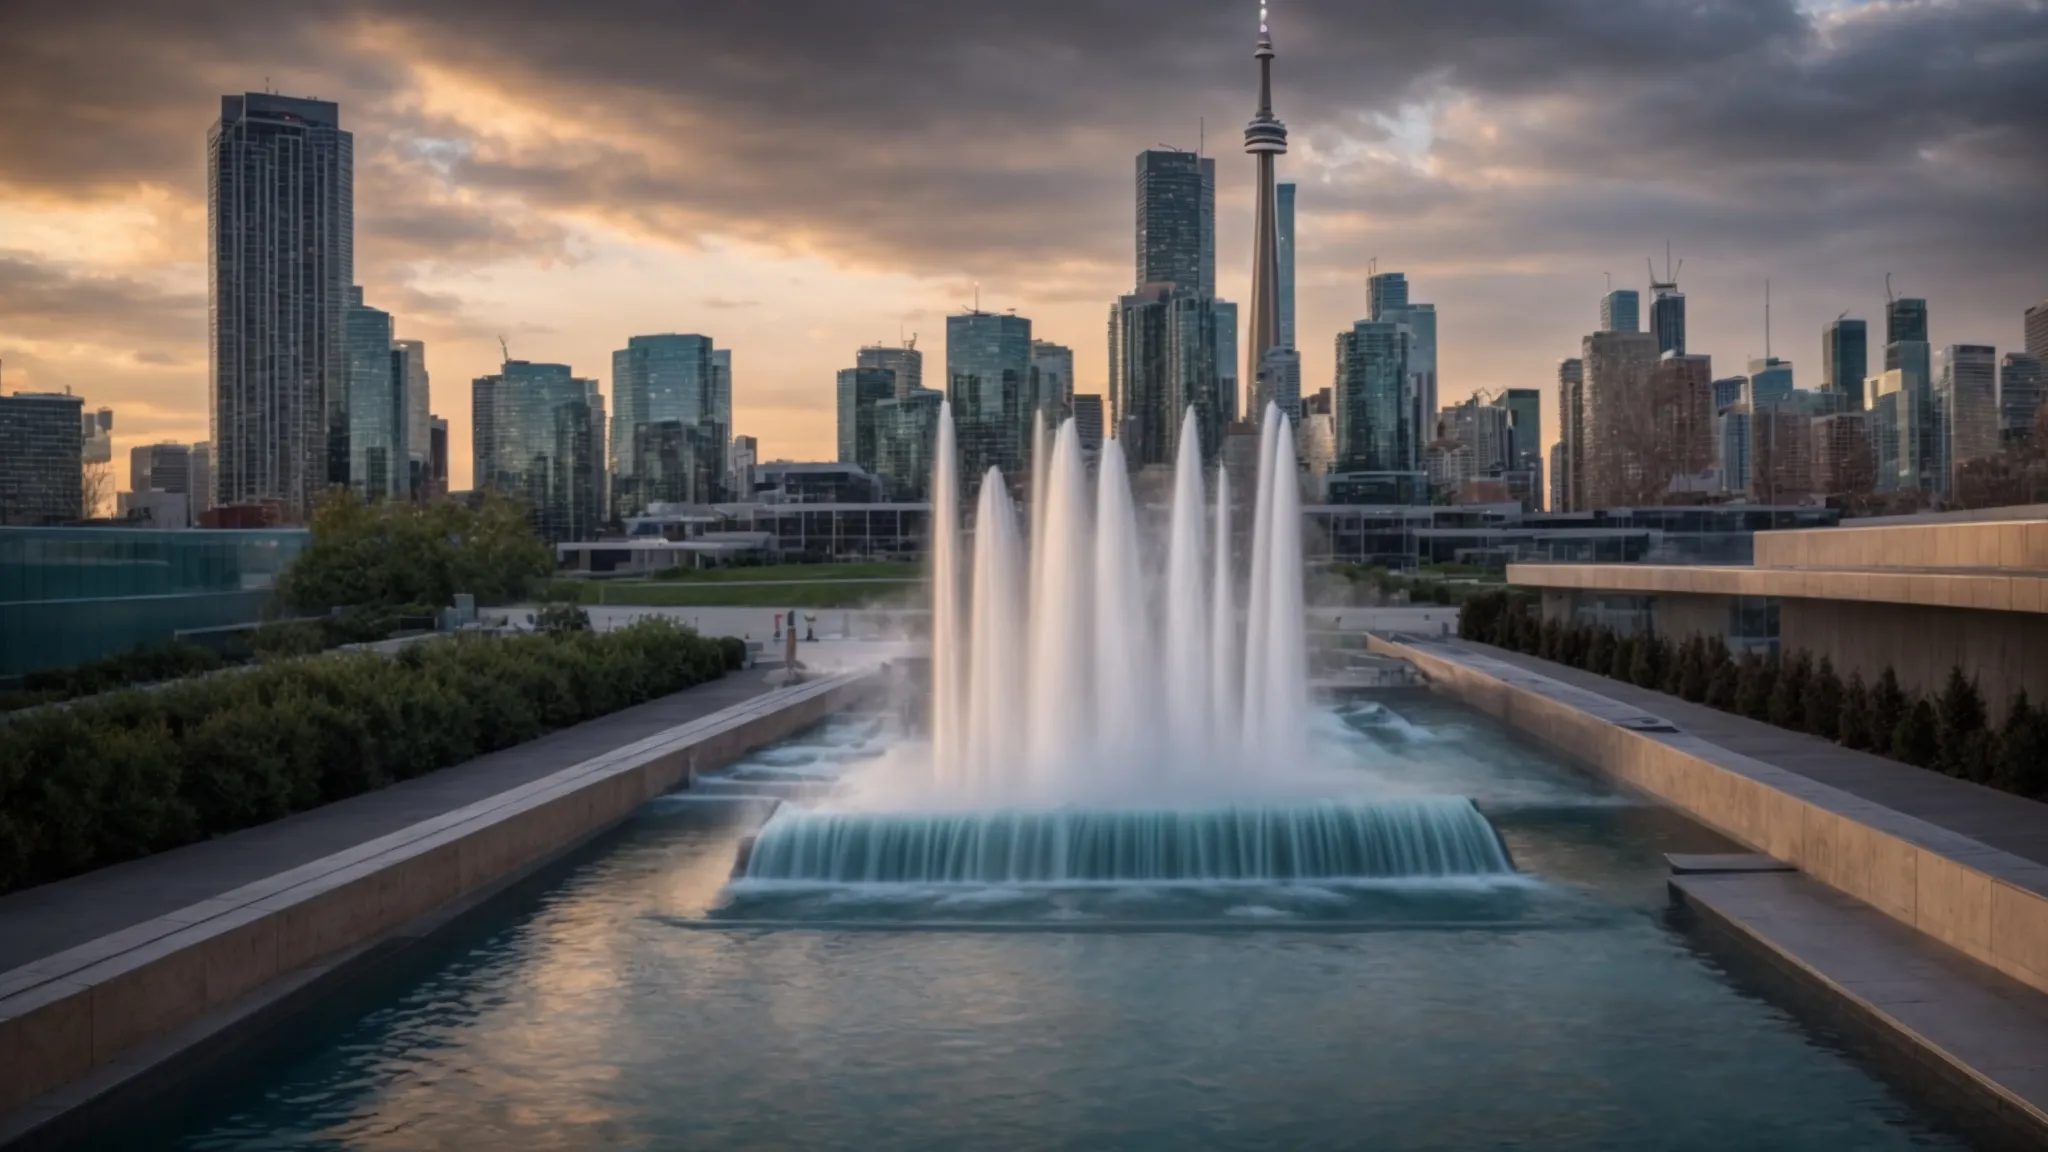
[[1440, 640, 2048, 868], [0, 672, 779, 973]]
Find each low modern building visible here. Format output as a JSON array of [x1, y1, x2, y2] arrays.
[[0, 526, 308, 676], [1509, 507, 2048, 720]]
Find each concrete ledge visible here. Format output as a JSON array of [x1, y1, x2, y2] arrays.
[[1505, 561, 2048, 615], [1371, 634, 2048, 998], [0, 670, 874, 1119]]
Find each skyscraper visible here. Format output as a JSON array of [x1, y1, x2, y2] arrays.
[[1243, 12, 1289, 414], [1812, 412, 1876, 497], [728, 434, 759, 499], [1495, 388, 1542, 472], [1558, 358, 1585, 511], [1549, 442, 1568, 513], [1887, 296, 1930, 353], [0, 390, 84, 525], [1277, 182, 1297, 350], [394, 339, 430, 490], [474, 362, 602, 540], [1214, 300, 1240, 423], [1746, 358, 1795, 408], [1111, 284, 1225, 466], [1135, 150, 1216, 297], [1600, 289, 1641, 334], [1030, 339, 1075, 425], [1258, 347, 1302, 425], [1072, 394, 1105, 451], [209, 94, 352, 522], [1936, 344, 1999, 491], [1368, 272, 1408, 322], [1879, 296, 1936, 490], [711, 349, 732, 497], [1649, 280, 1685, 356], [425, 419, 446, 501], [2028, 299, 2048, 362], [1818, 318, 1867, 411], [345, 287, 407, 500], [611, 335, 720, 515], [130, 443, 193, 513], [947, 310, 1033, 491], [837, 366, 896, 477], [1333, 320, 1410, 473], [189, 442, 213, 517], [858, 343, 923, 398], [1712, 376, 1747, 414], [1580, 330, 1661, 507], [875, 390, 942, 503], [2003, 353, 2044, 445]]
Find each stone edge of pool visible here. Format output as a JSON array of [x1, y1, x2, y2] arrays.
[[1370, 631, 2048, 1139], [0, 669, 881, 1146]]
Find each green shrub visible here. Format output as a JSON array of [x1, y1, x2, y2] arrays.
[[1586, 628, 1615, 678], [1995, 692, 2048, 797], [1892, 697, 1940, 768], [1629, 634, 1665, 690], [1803, 658, 1844, 742], [1870, 669, 1909, 742], [0, 621, 733, 896], [12, 641, 227, 708], [1934, 667, 1988, 780], [1735, 652, 1775, 721], [1838, 673, 1872, 750], [1768, 652, 1812, 732]]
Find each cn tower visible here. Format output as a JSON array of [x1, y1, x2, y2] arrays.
[[1244, 3, 1289, 414]]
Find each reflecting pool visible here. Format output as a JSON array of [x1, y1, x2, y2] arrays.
[[94, 697, 1981, 1151]]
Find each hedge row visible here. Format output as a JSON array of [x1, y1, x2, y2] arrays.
[[1460, 589, 2048, 800], [0, 622, 748, 895]]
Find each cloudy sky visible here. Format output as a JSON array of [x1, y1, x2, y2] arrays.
[[2, 0, 2044, 492]]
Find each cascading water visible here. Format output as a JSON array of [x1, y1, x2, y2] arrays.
[[752, 401, 1513, 888], [741, 797, 1514, 885]]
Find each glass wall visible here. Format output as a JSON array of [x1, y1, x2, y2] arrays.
[[0, 527, 308, 676]]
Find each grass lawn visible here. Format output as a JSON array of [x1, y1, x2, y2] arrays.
[[649, 562, 919, 583], [580, 582, 913, 608]]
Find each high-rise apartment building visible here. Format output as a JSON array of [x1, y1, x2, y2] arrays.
[[1439, 397, 1512, 475], [1072, 394, 1105, 451], [947, 310, 1033, 492], [1549, 442, 1568, 513], [2027, 298, 2048, 361], [1495, 388, 1542, 472], [711, 348, 732, 490], [1135, 149, 1216, 297], [1277, 182, 1296, 350], [1746, 358, 1795, 408], [1258, 347, 1302, 425], [1600, 289, 1641, 334], [0, 390, 84, 525], [1110, 285, 1225, 467], [857, 343, 923, 399], [1717, 406, 1753, 496], [1368, 275, 1436, 455], [1579, 331, 1662, 508], [874, 390, 942, 503], [425, 419, 447, 500], [394, 339, 429, 490], [2003, 353, 2044, 445], [209, 94, 352, 522], [1821, 318, 1867, 411], [1030, 339, 1075, 426], [1649, 280, 1685, 356], [1649, 353, 1717, 492], [1868, 365, 1933, 493], [611, 334, 721, 516], [1748, 404, 1815, 504], [129, 443, 193, 522], [344, 287, 407, 500], [189, 442, 213, 516], [1812, 412, 1875, 498], [1558, 358, 1585, 512], [473, 361, 603, 541], [728, 434, 759, 499], [836, 366, 897, 478], [1214, 301, 1240, 424], [1887, 296, 1930, 353], [1333, 320, 1410, 473], [1368, 272, 1408, 321], [1936, 344, 2000, 491]]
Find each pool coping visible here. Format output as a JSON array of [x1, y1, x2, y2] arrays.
[[0, 669, 878, 1144]]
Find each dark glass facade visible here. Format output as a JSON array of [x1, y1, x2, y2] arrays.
[[474, 361, 603, 541], [1110, 286, 1225, 468], [876, 389, 943, 502], [612, 334, 721, 516], [1333, 320, 1410, 472], [837, 367, 897, 477], [1822, 318, 1868, 410], [0, 393, 84, 526], [946, 311, 1032, 493], [1134, 150, 1214, 296]]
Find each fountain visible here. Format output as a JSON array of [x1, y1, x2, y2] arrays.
[[739, 401, 1514, 885]]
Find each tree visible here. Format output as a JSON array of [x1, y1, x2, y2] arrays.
[[1587, 628, 1615, 679], [1735, 652, 1776, 721], [1706, 657, 1740, 711], [1629, 634, 1665, 690], [1769, 652, 1812, 731], [80, 459, 115, 520], [1676, 638, 1712, 702], [1610, 635, 1638, 682], [1838, 674, 1872, 750], [1934, 667, 1989, 781], [1870, 669, 1909, 743], [1803, 658, 1844, 743], [1892, 697, 1940, 768], [276, 490, 554, 617], [1995, 692, 2048, 797]]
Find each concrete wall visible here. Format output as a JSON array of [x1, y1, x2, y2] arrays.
[[1783, 599, 2048, 724], [0, 672, 873, 1116], [1651, 592, 1729, 643], [1371, 635, 2048, 1001], [1758, 519, 2048, 572]]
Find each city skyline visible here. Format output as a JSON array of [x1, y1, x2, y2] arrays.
[[1, 0, 2045, 497]]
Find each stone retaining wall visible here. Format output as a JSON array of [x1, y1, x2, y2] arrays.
[[1370, 635, 2048, 999], [0, 671, 874, 1116]]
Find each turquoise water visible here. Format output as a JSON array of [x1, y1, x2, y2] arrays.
[[92, 697, 1981, 1150]]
